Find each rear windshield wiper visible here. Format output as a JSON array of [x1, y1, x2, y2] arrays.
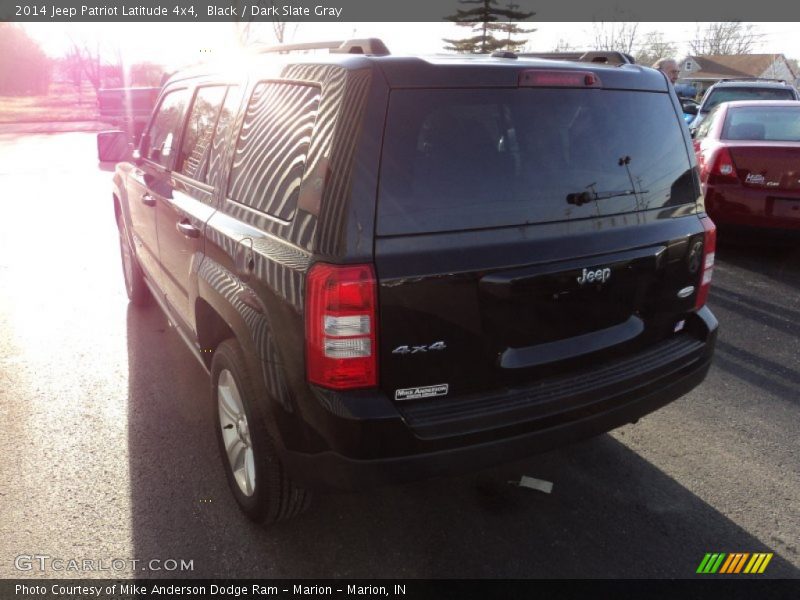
[[566, 188, 647, 207]]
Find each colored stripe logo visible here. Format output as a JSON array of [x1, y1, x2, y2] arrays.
[[696, 552, 773, 574]]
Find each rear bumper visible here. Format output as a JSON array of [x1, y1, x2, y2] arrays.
[[284, 355, 711, 491], [281, 308, 717, 491], [706, 186, 800, 231]]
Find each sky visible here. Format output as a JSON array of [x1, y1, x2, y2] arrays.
[[22, 21, 800, 71]]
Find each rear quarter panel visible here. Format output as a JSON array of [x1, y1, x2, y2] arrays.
[[198, 62, 387, 454]]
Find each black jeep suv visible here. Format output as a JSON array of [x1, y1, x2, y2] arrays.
[[98, 39, 718, 524]]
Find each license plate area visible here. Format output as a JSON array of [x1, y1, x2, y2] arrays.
[[480, 245, 665, 348], [770, 197, 800, 220]]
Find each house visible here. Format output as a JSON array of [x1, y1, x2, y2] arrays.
[[678, 53, 798, 98]]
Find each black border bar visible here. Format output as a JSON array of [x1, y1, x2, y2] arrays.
[[2, 579, 800, 600], [2, 0, 800, 22]]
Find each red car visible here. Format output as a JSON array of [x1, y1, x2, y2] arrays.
[[693, 100, 800, 235]]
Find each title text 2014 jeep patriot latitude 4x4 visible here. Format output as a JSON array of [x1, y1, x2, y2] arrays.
[[98, 39, 718, 524]]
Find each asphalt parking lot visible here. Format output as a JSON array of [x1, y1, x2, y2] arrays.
[[0, 131, 798, 579]]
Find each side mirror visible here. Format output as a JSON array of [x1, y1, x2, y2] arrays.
[[97, 130, 132, 163], [683, 105, 698, 116]]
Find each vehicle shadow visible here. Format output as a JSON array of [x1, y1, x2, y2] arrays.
[[710, 285, 800, 338], [706, 242, 800, 406], [712, 339, 800, 403], [126, 305, 799, 579], [715, 238, 800, 293]]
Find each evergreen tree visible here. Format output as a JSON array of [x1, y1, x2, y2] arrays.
[[443, 0, 535, 54]]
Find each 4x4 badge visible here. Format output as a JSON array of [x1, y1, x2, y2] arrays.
[[392, 341, 447, 355]]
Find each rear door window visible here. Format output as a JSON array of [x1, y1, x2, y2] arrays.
[[377, 88, 694, 236], [227, 81, 320, 221], [176, 85, 228, 183]]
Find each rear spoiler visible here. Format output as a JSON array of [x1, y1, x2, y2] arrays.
[[256, 38, 391, 56], [514, 51, 635, 66]]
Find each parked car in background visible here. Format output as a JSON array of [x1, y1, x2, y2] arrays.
[[97, 40, 718, 524], [693, 100, 800, 237], [689, 80, 800, 133], [674, 83, 697, 99], [680, 97, 699, 123], [97, 86, 161, 140]]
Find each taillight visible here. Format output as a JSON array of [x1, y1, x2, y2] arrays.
[[705, 146, 739, 185], [305, 263, 378, 390], [695, 216, 717, 310]]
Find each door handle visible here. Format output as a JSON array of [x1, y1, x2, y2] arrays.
[[176, 220, 200, 239], [141, 193, 156, 207]]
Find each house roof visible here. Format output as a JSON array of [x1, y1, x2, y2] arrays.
[[684, 54, 791, 80]]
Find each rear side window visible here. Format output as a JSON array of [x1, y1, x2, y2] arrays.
[[704, 87, 795, 111], [694, 106, 720, 140], [177, 85, 227, 183], [227, 82, 320, 221], [377, 88, 695, 236], [144, 89, 190, 168], [722, 106, 800, 141]]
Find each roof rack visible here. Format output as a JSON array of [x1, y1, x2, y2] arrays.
[[516, 50, 635, 66], [257, 38, 390, 56], [717, 77, 787, 84], [491, 50, 518, 59]]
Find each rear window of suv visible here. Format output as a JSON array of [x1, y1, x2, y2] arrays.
[[377, 88, 695, 236], [703, 87, 796, 111]]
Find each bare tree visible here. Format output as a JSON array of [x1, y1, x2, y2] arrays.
[[234, 0, 298, 47], [67, 38, 103, 94], [63, 45, 84, 103], [592, 22, 639, 54], [235, 19, 267, 46], [787, 57, 799, 82], [690, 22, 757, 55], [272, 20, 298, 45], [635, 31, 678, 67], [553, 39, 577, 52], [130, 62, 166, 87]]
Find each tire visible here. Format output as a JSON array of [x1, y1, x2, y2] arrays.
[[116, 213, 150, 306], [211, 338, 311, 524]]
